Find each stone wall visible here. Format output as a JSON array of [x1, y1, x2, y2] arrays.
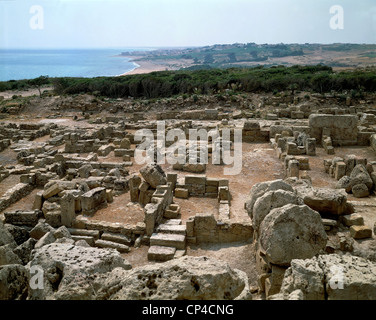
[[242, 121, 269, 143], [186, 213, 253, 244], [0, 183, 34, 212], [144, 183, 174, 236], [308, 114, 359, 146]]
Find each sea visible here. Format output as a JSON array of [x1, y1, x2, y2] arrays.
[[0, 48, 151, 81]]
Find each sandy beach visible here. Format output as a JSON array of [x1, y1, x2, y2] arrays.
[[120, 56, 194, 76], [120, 57, 169, 76]]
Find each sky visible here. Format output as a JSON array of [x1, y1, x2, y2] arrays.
[[0, 0, 375, 49]]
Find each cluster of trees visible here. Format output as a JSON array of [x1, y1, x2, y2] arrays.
[[1, 65, 376, 100], [0, 75, 49, 96], [51, 65, 376, 99]]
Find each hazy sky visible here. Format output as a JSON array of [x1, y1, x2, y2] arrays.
[[1, 0, 375, 49]]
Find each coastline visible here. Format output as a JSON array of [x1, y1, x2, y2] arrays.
[[120, 57, 169, 76]]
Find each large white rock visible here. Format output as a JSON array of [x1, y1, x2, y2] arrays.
[[271, 254, 376, 300], [27, 243, 131, 300], [252, 190, 303, 232], [245, 180, 294, 218], [96, 256, 251, 300], [259, 204, 327, 266], [295, 185, 350, 216]]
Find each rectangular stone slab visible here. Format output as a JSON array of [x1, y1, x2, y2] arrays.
[[148, 245, 176, 262], [150, 233, 186, 250]]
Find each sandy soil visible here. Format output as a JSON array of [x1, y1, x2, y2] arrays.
[[87, 192, 145, 225], [0, 87, 53, 99]]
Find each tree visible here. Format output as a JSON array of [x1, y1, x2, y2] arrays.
[[204, 54, 214, 64], [288, 83, 298, 95], [228, 53, 237, 63], [28, 75, 49, 97]]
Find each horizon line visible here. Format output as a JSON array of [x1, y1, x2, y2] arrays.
[[2, 42, 376, 50]]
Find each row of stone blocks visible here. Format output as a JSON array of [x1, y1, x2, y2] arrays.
[[68, 228, 131, 253], [174, 175, 229, 199]]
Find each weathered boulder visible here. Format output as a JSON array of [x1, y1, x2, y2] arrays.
[[0, 244, 22, 266], [0, 264, 29, 300], [0, 221, 18, 247], [270, 254, 376, 300], [349, 164, 373, 191], [139, 163, 167, 189], [78, 164, 93, 178], [259, 204, 327, 266], [295, 186, 350, 216], [34, 231, 56, 249], [120, 138, 131, 149], [352, 183, 370, 198], [53, 226, 72, 239], [245, 180, 294, 218], [27, 243, 131, 300], [30, 220, 55, 240], [252, 190, 303, 232], [13, 238, 37, 265], [4, 224, 30, 246], [42, 182, 64, 199], [96, 256, 251, 300], [336, 175, 351, 190]]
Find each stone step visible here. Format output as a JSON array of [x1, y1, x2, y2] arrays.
[[94, 239, 130, 253], [148, 245, 176, 262], [164, 219, 182, 225], [156, 224, 186, 235], [150, 233, 186, 250], [68, 228, 101, 240], [101, 232, 131, 246], [4, 210, 40, 227]]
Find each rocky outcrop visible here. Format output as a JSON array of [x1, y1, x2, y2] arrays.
[[0, 264, 29, 300], [95, 256, 251, 300], [270, 254, 376, 300], [27, 243, 132, 300], [27, 251, 251, 300]]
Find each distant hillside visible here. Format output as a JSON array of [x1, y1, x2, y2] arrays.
[[122, 43, 376, 71]]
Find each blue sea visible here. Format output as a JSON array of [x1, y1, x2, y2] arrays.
[[0, 48, 150, 81]]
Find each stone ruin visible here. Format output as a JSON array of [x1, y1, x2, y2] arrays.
[[245, 177, 374, 299], [1, 91, 376, 301]]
